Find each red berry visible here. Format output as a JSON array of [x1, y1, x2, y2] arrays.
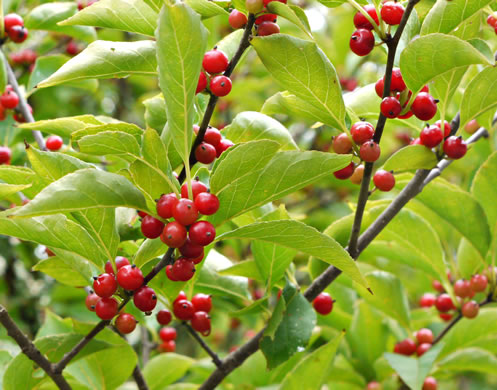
[[263, 0, 287, 6], [443, 136, 467, 159], [138, 210, 148, 218], [4, 14, 23, 33], [381, 97, 401, 118], [192, 293, 212, 313], [174, 291, 188, 304], [416, 328, 434, 344], [194, 192, 220, 215], [210, 75, 232, 97], [488, 15, 497, 27], [46, 135, 63, 151], [420, 125, 443, 148], [95, 297, 119, 320], [435, 120, 451, 138], [0, 90, 19, 109], [373, 170, 395, 192], [173, 199, 199, 226], [191, 311, 211, 335], [215, 139, 234, 157], [422, 377, 437, 390], [203, 127, 222, 146], [161, 221, 188, 248], [432, 279, 444, 293], [332, 133, 353, 154], [8, 25, 28, 43], [350, 122, 375, 144], [179, 238, 204, 259], [133, 286, 157, 312], [115, 313, 137, 334], [202, 49, 229, 74], [419, 293, 436, 308], [141, 215, 165, 239], [165, 264, 178, 281], [353, 5, 379, 30], [93, 273, 118, 298], [229, 10, 248, 29], [367, 382, 382, 390], [173, 299, 195, 320], [195, 142, 217, 164], [196, 72, 208, 94], [462, 300, 479, 319], [470, 274, 488, 292], [159, 340, 176, 353], [104, 256, 130, 275], [333, 162, 355, 180], [453, 279, 471, 298], [394, 339, 417, 356], [66, 40, 79, 56], [255, 13, 277, 25], [359, 140, 381, 162], [189, 221, 216, 246], [117, 265, 144, 291], [439, 312, 453, 322], [159, 327, 177, 341], [389, 68, 406, 92], [381, 1, 404, 25], [398, 110, 413, 119], [350, 29, 374, 56], [435, 293, 454, 312], [464, 119, 479, 134], [257, 21, 280, 36], [416, 343, 431, 357], [85, 293, 100, 312], [0, 146, 11, 164], [157, 193, 179, 219], [375, 78, 384, 98], [13, 103, 32, 123], [411, 92, 437, 121], [171, 257, 196, 281], [312, 292, 333, 315], [157, 309, 172, 325], [181, 180, 207, 199]]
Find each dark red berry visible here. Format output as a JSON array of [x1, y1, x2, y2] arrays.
[[66, 40, 79, 56], [420, 125, 443, 148], [203, 127, 222, 146], [115, 313, 137, 334], [191, 311, 211, 335], [173, 198, 199, 226], [229, 10, 248, 29], [381, 97, 401, 118], [394, 339, 416, 355], [257, 21, 280, 36], [165, 264, 178, 281], [192, 293, 212, 313], [215, 139, 234, 157], [13, 103, 33, 123], [332, 133, 353, 154], [411, 92, 437, 121], [453, 279, 471, 298], [417, 343, 431, 357], [203, 49, 229, 74], [105, 256, 130, 275], [137, 210, 148, 218], [423, 377, 437, 390], [416, 328, 434, 344], [181, 180, 207, 200], [95, 297, 119, 320], [375, 78, 384, 98], [255, 13, 277, 25], [435, 293, 454, 312], [174, 291, 187, 304], [93, 273, 118, 298], [210, 75, 232, 97], [117, 264, 144, 291], [189, 221, 216, 246], [435, 120, 451, 138], [359, 140, 381, 162], [350, 29, 374, 57], [173, 299, 195, 320], [0, 90, 19, 109], [350, 121, 375, 144], [196, 72, 208, 94], [179, 238, 205, 259], [157, 309, 172, 325], [159, 340, 176, 353], [141, 215, 165, 239], [312, 292, 333, 315], [194, 192, 220, 215], [0, 146, 11, 164], [470, 274, 488, 292], [171, 257, 196, 281], [439, 312, 453, 322], [159, 327, 177, 341], [4, 14, 23, 33], [381, 1, 404, 25], [373, 170, 395, 192], [462, 300, 479, 319], [85, 293, 100, 312], [398, 110, 413, 119], [8, 25, 28, 43], [133, 286, 157, 312], [333, 162, 355, 180], [160, 221, 188, 248], [195, 142, 217, 164], [443, 136, 467, 159], [389, 68, 406, 92], [488, 14, 497, 27], [353, 5, 379, 30], [419, 293, 436, 308], [157, 193, 179, 219], [432, 279, 444, 293]]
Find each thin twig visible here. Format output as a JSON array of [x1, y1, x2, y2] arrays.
[[183, 322, 223, 368], [132, 365, 149, 390]]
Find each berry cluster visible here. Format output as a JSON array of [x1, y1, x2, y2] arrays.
[[394, 327, 433, 357], [0, 84, 35, 123], [10, 49, 37, 73], [312, 292, 334, 315], [196, 48, 232, 97], [231, 0, 284, 36], [4, 13, 28, 44], [349, 2, 405, 57], [193, 125, 233, 164], [487, 14, 497, 34]]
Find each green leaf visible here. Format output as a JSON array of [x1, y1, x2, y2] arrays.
[[72, 122, 144, 142], [267, 2, 313, 39], [437, 347, 497, 375], [143, 94, 166, 132], [143, 354, 195, 390], [134, 238, 167, 268], [19, 115, 103, 138], [280, 332, 344, 390], [218, 259, 263, 281], [260, 283, 316, 369], [0, 51, 8, 94], [460, 67, 497, 129], [78, 131, 141, 157], [429, 67, 468, 114], [252, 34, 346, 131], [223, 111, 298, 151], [0, 183, 31, 199], [37, 40, 157, 88], [0, 166, 43, 198], [184, 0, 228, 18], [156, 3, 208, 165], [33, 252, 92, 286], [217, 219, 368, 288], [143, 0, 164, 13], [210, 143, 351, 225], [399, 33, 491, 93], [472, 152, 497, 234], [12, 168, 147, 217], [60, 0, 158, 37], [25, 2, 96, 42], [382, 145, 438, 172], [420, 0, 494, 35], [384, 343, 444, 390]]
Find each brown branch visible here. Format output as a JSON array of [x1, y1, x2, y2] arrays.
[[183, 322, 223, 368], [132, 365, 149, 390], [0, 305, 71, 390]]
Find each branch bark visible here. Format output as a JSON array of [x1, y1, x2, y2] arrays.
[[183, 322, 223, 368]]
